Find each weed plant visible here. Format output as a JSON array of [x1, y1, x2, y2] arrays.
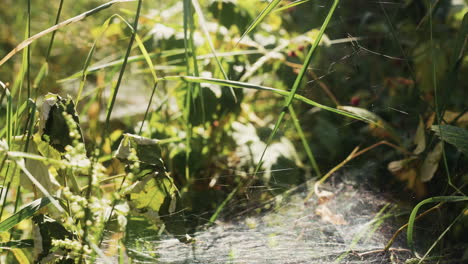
[[0, 0, 467, 263]]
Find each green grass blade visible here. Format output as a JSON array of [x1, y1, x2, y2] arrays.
[[0, 0, 135, 67], [27, 0, 31, 99], [274, 0, 310, 13], [406, 196, 468, 255], [159, 75, 375, 123], [0, 239, 34, 248], [58, 49, 260, 82], [417, 210, 464, 264], [14, 159, 64, 213], [0, 197, 51, 232], [135, 34, 158, 82], [76, 13, 158, 105], [6, 88, 13, 147], [191, 0, 237, 102], [0, 100, 28, 139], [182, 0, 196, 181], [33, 0, 65, 99], [288, 105, 321, 178], [45, 0, 64, 60], [237, 0, 282, 45], [252, 0, 339, 179], [104, 0, 143, 131]]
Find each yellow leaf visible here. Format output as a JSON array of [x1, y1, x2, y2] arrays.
[[420, 142, 444, 182], [413, 116, 426, 155], [10, 248, 30, 264]]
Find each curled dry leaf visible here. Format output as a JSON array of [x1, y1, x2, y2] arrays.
[[315, 204, 347, 225], [419, 142, 444, 182]]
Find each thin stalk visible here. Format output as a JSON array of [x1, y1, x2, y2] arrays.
[[428, 1, 463, 195], [45, 0, 65, 60], [97, 0, 143, 250], [104, 3, 142, 131], [27, 0, 31, 99], [252, 0, 340, 180], [210, 0, 340, 222], [182, 0, 194, 182], [0, 0, 135, 67], [13, 100, 36, 214], [288, 105, 321, 178], [138, 82, 158, 135]]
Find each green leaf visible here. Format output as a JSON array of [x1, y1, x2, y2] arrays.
[[407, 196, 468, 255], [432, 125, 468, 156], [0, 197, 51, 232], [21, 136, 61, 193], [33, 214, 74, 263], [10, 248, 30, 264], [40, 93, 83, 153], [0, 239, 34, 248], [338, 106, 401, 143], [127, 173, 177, 214], [115, 133, 165, 168], [160, 75, 375, 124]]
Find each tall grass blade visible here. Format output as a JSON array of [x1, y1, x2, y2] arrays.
[[406, 196, 468, 256], [252, 0, 340, 180], [237, 0, 282, 45], [59, 49, 185, 82], [15, 159, 64, 213], [0, 197, 51, 232], [104, 1, 143, 131], [417, 210, 464, 264], [191, 0, 237, 102], [274, 0, 310, 13], [288, 105, 321, 177], [26, 0, 31, 99], [0, 0, 135, 67], [33, 0, 65, 99], [159, 75, 375, 123]]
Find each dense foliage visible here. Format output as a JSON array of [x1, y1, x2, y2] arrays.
[[0, 0, 467, 263]]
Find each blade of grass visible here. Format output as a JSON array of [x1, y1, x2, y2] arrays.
[[13, 100, 36, 215], [210, 0, 340, 221], [252, 0, 340, 180], [428, 2, 464, 195], [103, 1, 142, 132], [15, 159, 64, 213], [417, 209, 464, 264], [406, 196, 468, 257], [98, 0, 143, 249], [33, 0, 65, 99], [191, 0, 237, 102], [58, 49, 186, 82], [0, 100, 28, 139], [0, 197, 51, 232], [26, 0, 31, 99], [274, 0, 310, 13], [236, 0, 282, 46], [0, 0, 135, 67], [76, 14, 158, 105], [159, 75, 375, 123], [183, 0, 193, 182], [288, 105, 321, 178], [5, 88, 13, 147]]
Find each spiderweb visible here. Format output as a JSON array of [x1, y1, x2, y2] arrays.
[[121, 171, 422, 264]]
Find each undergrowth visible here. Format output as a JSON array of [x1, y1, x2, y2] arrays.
[[0, 0, 467, 263]]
